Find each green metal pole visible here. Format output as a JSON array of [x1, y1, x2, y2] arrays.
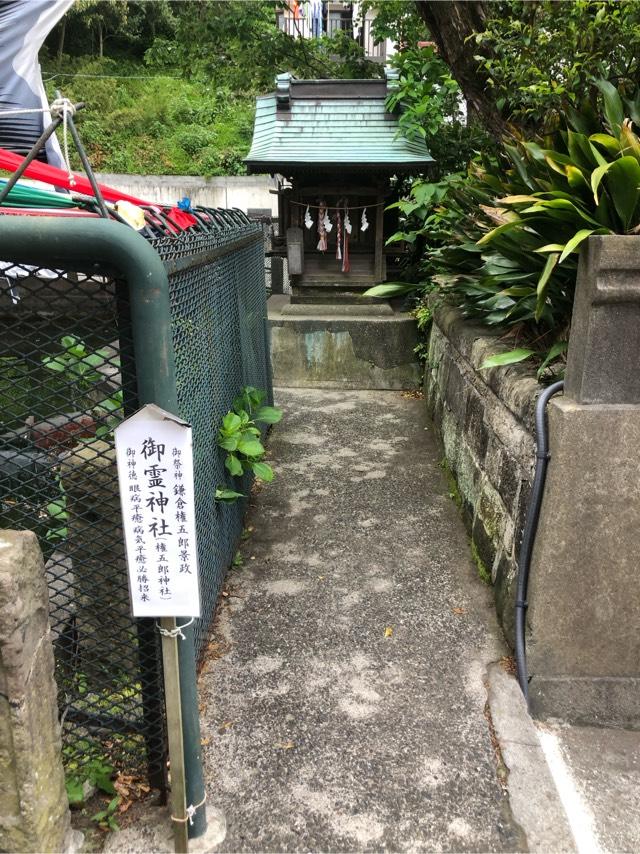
[[0, 217, 207, 839]]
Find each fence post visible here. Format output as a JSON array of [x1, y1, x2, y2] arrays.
[[0, 217, 208, 839], [115, 232, 208, 841]]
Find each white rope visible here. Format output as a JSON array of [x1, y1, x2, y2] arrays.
[[171, 793, 207, 826], [289, 199, 385, 211], [0, 107, 51, 116], [0, 98, 77, 186], [50, 98, 76, 187], [155, 617, 195, 640]]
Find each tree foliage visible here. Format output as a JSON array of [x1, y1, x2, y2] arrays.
[[42, 1, 384, 175], [378, 82, 640, 373], [414, 1, 504, 136], [145, 1, 379, 86], [371, 1, 640, 369], [474, 0, 640, 134], [386, 43, 490, 177]]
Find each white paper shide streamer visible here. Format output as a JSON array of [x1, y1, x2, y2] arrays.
[[304, 204, 314, 229]]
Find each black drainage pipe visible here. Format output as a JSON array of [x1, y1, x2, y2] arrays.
[[515, 380, 565, 706]]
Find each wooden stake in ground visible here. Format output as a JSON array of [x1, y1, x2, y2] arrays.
[[160, 617, 189, 854]]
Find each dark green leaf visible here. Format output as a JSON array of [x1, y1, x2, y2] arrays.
[[595, 79, 624, 133], [480, 349, 535, 369], [252, 405, 283, 424], [225, 454, 243, 477], [536, 341, 568, 379], [605, 156, 640, 230], [251, 461, 274, 482], [237, 438, 264, 458], [535, 252, 559, 320]]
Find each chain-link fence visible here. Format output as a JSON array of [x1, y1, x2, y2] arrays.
[[153, 216, 272, 657], [0, 210, 269, 792], [246, 211, 291, 296]]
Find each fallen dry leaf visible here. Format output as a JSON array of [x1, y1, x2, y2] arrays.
[[201, 737, 210, 746], [275, 741, 295, 750], [452, 607, 466, 616], [114, 773, 152, 814], [500, 655, 517, 675], [384, 626, 394, 638]]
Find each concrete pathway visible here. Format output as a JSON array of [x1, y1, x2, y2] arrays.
[[198, 389, 526, 852], [106, 388, 640, 854]]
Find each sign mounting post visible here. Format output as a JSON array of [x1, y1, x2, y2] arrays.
[[115, 404, 202, 853]]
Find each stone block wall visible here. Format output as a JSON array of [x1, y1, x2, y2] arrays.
[[424, 303, 540, 643]]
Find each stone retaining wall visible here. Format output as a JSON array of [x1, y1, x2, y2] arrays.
[[424, 303, 541, 643]]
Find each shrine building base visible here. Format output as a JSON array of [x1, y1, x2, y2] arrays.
[[268, 295, 421, 390]]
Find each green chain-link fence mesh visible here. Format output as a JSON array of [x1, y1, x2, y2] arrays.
[[0, 210, 269, 792]]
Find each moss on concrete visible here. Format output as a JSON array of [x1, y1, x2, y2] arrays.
[[440, 458, 491, 586], [440, 458, 462, 510], [471, 540, 492, 585]]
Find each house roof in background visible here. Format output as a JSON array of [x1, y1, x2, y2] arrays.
[[245, 75, 433, 173]]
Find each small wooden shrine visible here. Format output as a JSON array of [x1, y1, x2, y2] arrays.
[[245, 71, 433, 303]]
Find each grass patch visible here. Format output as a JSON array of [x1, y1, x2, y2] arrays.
[[43, 56, 254, 177]]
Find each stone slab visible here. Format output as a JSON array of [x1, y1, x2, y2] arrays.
[[268, 295, 420, 390], [487, 665, 575, 853], [529, 677, 640, 729], [566, 236, 640, 405], [281, 301, 394, 316], [528, 398, 640, 725], [551, 722, 640, 854]]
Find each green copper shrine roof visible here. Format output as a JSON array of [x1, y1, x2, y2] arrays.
[[245, 74, 433, 173]]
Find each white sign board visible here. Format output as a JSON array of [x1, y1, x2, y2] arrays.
[[114, 404, 201, 618]]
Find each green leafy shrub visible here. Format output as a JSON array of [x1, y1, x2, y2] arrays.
[[43, 335, 123, 436], [473, 0, 640, 134], [216, 386, 282, 502], [369, 82, 640, 374], [66, 758, 116, 808], [174, 127, 218, 156]]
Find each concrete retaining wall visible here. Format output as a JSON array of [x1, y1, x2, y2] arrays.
[[269, 295, 422, 390], [424, 303, 540, 644], [96, 174, 277, 215]]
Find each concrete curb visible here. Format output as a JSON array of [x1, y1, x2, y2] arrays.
[[103, 805, 226, 853], [487, 663, 576, 853]]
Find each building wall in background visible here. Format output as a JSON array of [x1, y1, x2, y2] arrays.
[[96, 174, 277, 215]]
